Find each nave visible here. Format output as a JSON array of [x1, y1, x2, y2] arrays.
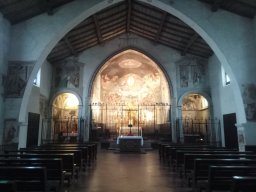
[[70, 149, 190, 192]]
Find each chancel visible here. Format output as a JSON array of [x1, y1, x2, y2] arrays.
[[1, 0, 256, 192]]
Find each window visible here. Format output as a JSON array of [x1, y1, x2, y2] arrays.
[[33, 69, 41, 87], [225, 72, 230, 85], [221, 66, 231, 86]]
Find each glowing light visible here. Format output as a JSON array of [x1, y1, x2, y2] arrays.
[[145, 111, 153, 121], [65, 94, 79, 108], [201, 97, 208, 109], [127, 76, 135, 86]]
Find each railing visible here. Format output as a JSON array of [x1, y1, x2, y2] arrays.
[[41, 118, 84, 144], [177, 118, 221, 145]]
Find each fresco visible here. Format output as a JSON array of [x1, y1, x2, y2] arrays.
[[242, 83, 256, 121], [90, 49, 170, 127], [55, 58, 80, 89], [5, 61, 34, 97], [91, 50, 170, 106], [177, 56, 206, 88]]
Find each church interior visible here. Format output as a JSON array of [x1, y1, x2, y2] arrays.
[[0, 0, 256, 191]]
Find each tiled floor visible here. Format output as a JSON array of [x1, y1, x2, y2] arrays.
[[69, 149, 191, 192]]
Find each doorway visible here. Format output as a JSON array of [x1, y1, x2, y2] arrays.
[[27, 112, 40, 148], [223, 113, 238, 149]]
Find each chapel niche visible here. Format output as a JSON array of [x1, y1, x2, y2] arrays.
[[51, 93, 79, 142], [182, 94, 210, 142]]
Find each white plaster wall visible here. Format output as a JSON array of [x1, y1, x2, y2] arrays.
[[209, 54, 237, 146], [40, 61, 52, 98], [243, 122, 256, 145], [27, 86, 40, 114], [0, 15, 10, 144], [25, 61, 53, 146]]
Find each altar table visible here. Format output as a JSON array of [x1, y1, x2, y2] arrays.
[[117, 136, 143, 152]]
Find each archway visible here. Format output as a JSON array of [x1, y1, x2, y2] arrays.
[[16, 0, 247, 147], [90, 49, 171, 141], [181, 93, 216, 144], [42, 92, 80, 143]]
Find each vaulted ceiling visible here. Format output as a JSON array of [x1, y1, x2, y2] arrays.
[[0, 0, 255, 63]]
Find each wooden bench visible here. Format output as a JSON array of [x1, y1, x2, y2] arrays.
[[5, 149, 82, 175], [182, 153, 256, 179], [197, 166, 256, 192], [0, 158, 64, 191], [0, 166, 47, 192], [42, 143, 98, 163], [173, 150, 244, 171], [192, 159, 256, 191], [36, 146, 89, 170], [0, 153, 75, 182], [0, 180, 17, 192], [164, 145, 216, 165], [231, 176, 256, 192]]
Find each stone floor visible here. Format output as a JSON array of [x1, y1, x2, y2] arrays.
[[69, 149, 192, 192]]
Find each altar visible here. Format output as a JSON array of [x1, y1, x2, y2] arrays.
[[117, 127, 143, 152]]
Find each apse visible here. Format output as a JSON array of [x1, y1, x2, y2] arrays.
[[90, 49, 171, 137]]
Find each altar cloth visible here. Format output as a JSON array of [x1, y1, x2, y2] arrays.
[[116, 136, 144, 146]]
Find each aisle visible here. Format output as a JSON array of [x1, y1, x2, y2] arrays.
[[71, 149, 190, 192]]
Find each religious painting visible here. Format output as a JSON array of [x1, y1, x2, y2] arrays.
[[191, 64, 204, 85], [179, 65, 189, 87], [3, 119, 19, 144], [54, 59, 80, 89], [5, 62, 34, 97], [242, 83, 256, 121]]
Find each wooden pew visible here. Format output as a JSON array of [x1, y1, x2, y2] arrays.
[[231, 176, 256, 192], [5, 149, 82, 174], [0, 180, 17, 192], [36, 145, 89, 170], [0, 166, 47, 192], [173, 150, 246, 171], [0, 153, 75, 185], [167, 146, 235, 167], [197, 166, 256, 192], [163, 145, 215, 165], [42, 143, 98, 163], [182, 153, 256, 179], [0, 158, 64, 191], [192, 159, 256, 191]]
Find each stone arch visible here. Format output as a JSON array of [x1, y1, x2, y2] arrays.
[[17, 0, 246, 146], [46, 90, 82, 142], [50, 89, 82, 108], [177, 91, 212, 110], [177, 91, 216, 143], [88, 48, 172, 139]]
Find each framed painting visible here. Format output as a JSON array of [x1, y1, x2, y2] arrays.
[[3, 119, 19, 144]]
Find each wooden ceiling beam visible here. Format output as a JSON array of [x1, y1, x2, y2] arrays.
[[155, 12, 167, 42], [126, 0, 132, 32], [64, 36, 78, 56], [93, 14, 103, 44], [44, 0, 54, 15], [211, 0, 223, 12], [181, 33, 199, 56]]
